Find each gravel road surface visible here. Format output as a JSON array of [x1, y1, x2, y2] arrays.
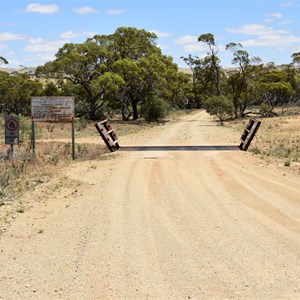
[[0, 111, 299, 299]]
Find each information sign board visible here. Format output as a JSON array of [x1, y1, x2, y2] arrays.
[[31, 97, 74, 122], [5, 116, 19, 145]]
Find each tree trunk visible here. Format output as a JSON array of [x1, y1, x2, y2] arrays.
[[121, 104, 132, 121], [132, 102, 138, 120], [131, 97, 139, 120]]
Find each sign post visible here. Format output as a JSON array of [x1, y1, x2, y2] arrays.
[[31, 97, 75, 159], [4, 116, 20, 160]]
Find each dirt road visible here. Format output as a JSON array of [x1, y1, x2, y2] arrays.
[[0, 111, 299, 299]]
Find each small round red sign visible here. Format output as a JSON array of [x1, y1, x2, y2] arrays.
[[5, 118, 19, 131]]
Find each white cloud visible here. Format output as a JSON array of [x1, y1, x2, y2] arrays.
[[24, 39, 68, 52], [0, 22, 16, 27], [157, 44, 169, 50], [60, 31, 95, 39], [25, 53, 56, 65], [0, 44, 8, 50], [268, 13, 282, 19], [279, 20, 293, 25], [263, 18, 273, 23], [106, 9, 126, 15], [6, 51, 15, 56], [4, 59, 21, 67], [280, 2, 293, 7], [73, 6, 97, 15], [174, 35, 198, 45], [242, 35, 300, 48], [150, 30, 171, 38], [174, 35, 210, 53], [28, 38, 46, 44], [24, 3, 60, 14], [183, 44, 208, 53], [227, 23, 300, 49], [226, 24, 288, 36], [0, 32, 25, 41]]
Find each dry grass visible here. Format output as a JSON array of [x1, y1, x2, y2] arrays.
[[227, 107, 300, 172], [0, 139, 108, 232], [0, 115, 109, 229]]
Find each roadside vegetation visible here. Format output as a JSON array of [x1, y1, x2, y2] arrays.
[[227, 106, 300, 172], [1, 27, 299, 123]]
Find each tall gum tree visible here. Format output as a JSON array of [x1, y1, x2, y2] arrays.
[[36, 41, 124, 120], [36, 27, 190, 121], [198, 33, 222, 95], [181, 54, 206, 108], [110, 27, 161, 119], [225, 42, 262, 117], [255, 69, 295, 116], [291, 52, 300, 69]]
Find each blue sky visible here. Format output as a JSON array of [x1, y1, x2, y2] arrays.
[[1, 0, 300, 69]]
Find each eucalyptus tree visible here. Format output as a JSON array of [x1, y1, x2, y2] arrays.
[[41, 82, 60, 96], [109, 27, 188, 120], [225, 42, 262, 117], [198, 33, 222, 95], [254, 68, 295, 116], [291, 52, 300, 69], [0, 72, 42, 115], [36, 27, 190, 121], [36, 41, 124, 120], [291, 52, 300, 98], [180, 55, 208, 108], [111, 27, 159, 60], [138, 53, 188, 118], [112, 51, 186, 120], [181, 33, 223, 107], [280, 64, 299, 100], [109, 27, 167, 120], [0, 71, 13, 113], [161, 56, 191, 109]]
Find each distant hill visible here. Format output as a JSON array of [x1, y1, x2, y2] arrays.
[[179, 68, 192, 74], [0, 67, 36, 76], [1, 67, 236, 77]]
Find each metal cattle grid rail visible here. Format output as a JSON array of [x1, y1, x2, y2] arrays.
[[239, 119, 261, 151], [95, 119, 120, 152]]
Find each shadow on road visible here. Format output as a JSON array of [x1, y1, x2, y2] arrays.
[[119, 145, 239, 151]]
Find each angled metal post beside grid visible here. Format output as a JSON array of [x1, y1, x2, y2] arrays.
[[95, 120, 120, 152]]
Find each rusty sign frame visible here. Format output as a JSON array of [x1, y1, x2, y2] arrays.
[[31, 97, 74, 122], [31, 97, 76, 160]]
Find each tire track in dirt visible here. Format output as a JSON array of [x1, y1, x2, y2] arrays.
[[145, 158, 230, 298], [209, 158, 300, 235]]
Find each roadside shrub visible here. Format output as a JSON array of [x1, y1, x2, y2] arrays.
[[250, 147, 261, 155], [76, 117, 88, 131], [203, 96, 234, 125], [19, 115, 32, 142], [141, 97, 169, 121], [259, 103, 272, 116], [268, 145, 291, 158]]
